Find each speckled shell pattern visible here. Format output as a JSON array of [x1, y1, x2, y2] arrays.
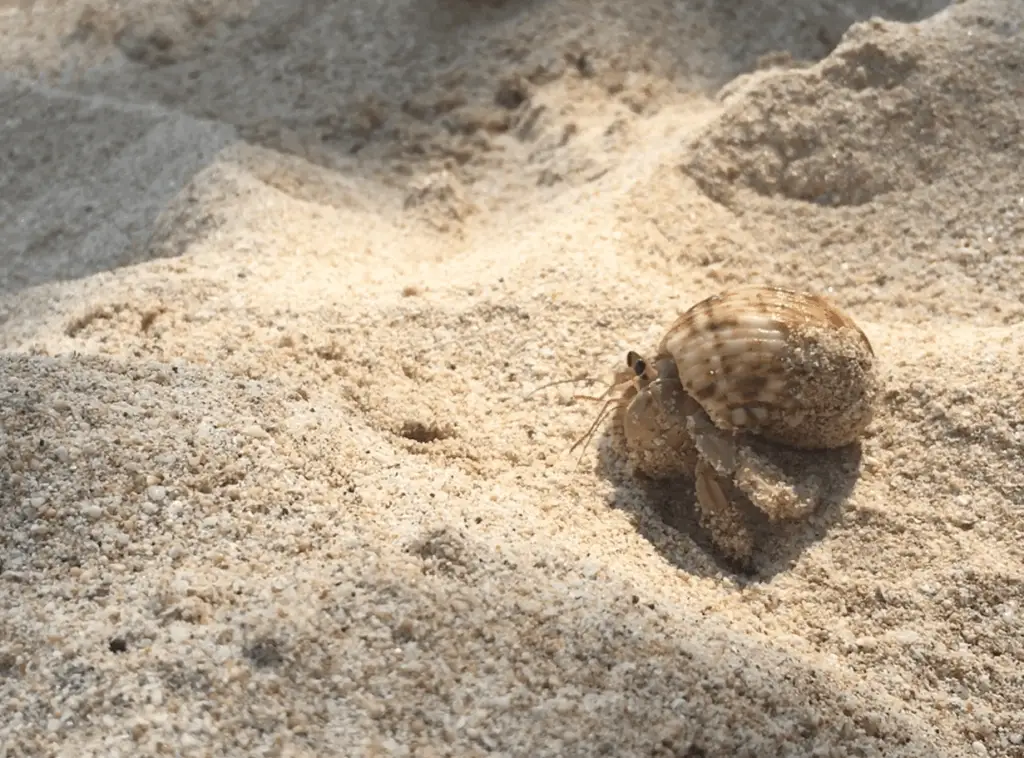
[[657, 286, 879, 450]]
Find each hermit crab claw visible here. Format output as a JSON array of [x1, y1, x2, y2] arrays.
[[619, 352, 702, 480]]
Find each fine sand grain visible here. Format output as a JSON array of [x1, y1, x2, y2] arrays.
[[2, 0, 1023, 756]]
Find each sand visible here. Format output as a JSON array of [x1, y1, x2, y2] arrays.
[[1, 0, 1023, 755]]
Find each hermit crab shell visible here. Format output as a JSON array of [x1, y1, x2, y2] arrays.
[[658, 286, 879, 450]]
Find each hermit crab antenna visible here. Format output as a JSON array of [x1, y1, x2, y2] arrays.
[[568, 394, 618, 454], [566, 353, 647, 470]]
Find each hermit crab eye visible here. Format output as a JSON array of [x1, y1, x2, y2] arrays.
[[626, 351, 647, 377]]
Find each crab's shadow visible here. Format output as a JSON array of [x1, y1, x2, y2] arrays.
[[592, 425, 863, 582]]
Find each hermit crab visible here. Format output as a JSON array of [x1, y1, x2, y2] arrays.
[[576, 286, 880, 565]]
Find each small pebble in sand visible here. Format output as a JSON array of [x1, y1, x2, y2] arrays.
[[240, 423, 269, 439]]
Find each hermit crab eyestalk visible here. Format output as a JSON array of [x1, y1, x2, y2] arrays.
[[626, 350, 647, 378]]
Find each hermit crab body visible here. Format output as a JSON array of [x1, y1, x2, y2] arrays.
[[606, 286, 880, 565]]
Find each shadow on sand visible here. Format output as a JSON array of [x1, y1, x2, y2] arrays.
[[590, 420, 864, 582]]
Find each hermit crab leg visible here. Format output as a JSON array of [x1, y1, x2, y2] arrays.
[[522, 369, 628, 466], [694, 458, 755, 564]]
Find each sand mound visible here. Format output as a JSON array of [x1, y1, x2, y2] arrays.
[[2, 0, 1023, 756], [685, 11, 1024, 207]]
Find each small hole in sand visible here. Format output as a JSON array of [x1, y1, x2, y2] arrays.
[[108, 637, 128, 654], [398, 420, 456, 443], [244, 637, 284, 668]]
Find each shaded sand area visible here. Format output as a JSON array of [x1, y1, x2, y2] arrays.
[[2, 0, 1023, 755]]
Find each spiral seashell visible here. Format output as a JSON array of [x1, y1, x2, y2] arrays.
[[657, 285, 878, 450]]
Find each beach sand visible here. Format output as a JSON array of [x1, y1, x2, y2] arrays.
[[2, 0, 1023, 755]]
